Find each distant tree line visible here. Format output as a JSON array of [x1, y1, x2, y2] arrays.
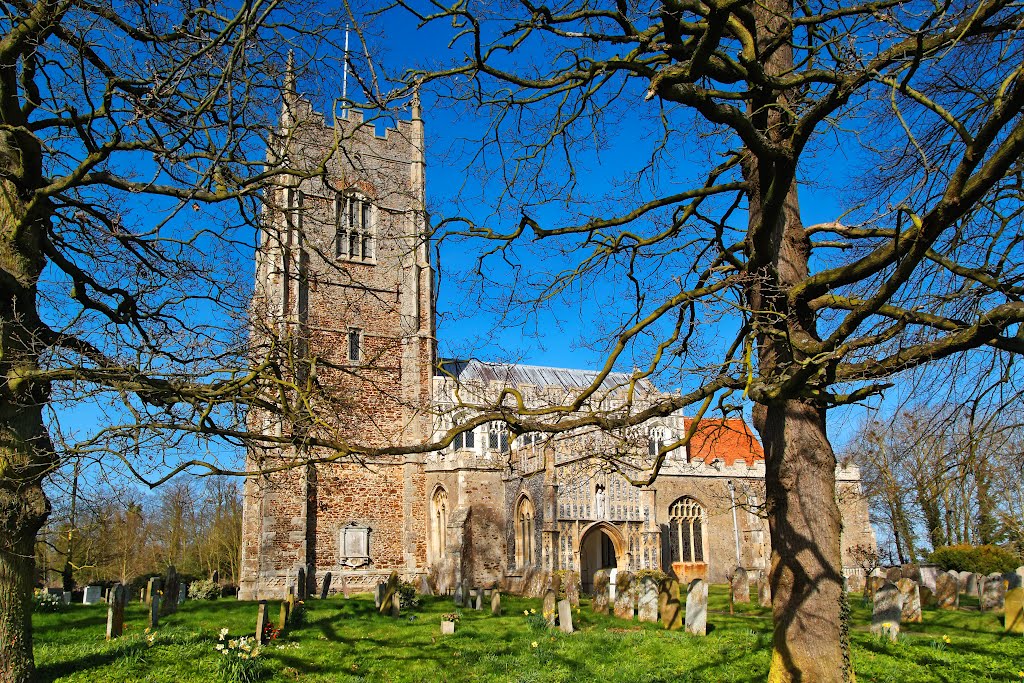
[[845, 401, 1024, 566], [35, 476, 243, 590]]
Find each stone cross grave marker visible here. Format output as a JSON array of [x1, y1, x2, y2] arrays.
[[981, 573, 1006, 612], [320, 572, 332, 599], [613, 571, 635, 620], [870, 582, 902, 641], [659, 577, 682, 630], [105, 584, 126, 640], [935, 571, 959, 609], [558, 599, 574, 634], [491, 590, 502, 616], [83, 585, 102, 605], [565, 571, 580, 608], [543, 589, 557, 626], [593, 569, 610, 614], [896, 578, 921, 623], [732, 567, 750, 604], [685, 579, 708, 636], [1006, 587, 1024, 633], [637, 577, 659, 623], [256, 600, 268, 644]]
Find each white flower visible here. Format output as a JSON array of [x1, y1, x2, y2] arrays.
[[219, 627, 229, 640], [215, 644, 225, 651]]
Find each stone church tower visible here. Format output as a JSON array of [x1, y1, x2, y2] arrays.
[[238, 78, 435, 600]]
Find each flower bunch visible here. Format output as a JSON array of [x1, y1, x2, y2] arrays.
[[32, 591, 65, 614], [215, 629, 267, 683], [261, 623, 280, 642], [441, 612, 461, 623]]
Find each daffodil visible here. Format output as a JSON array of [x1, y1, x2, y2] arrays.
[[531, 641, 538, 648]]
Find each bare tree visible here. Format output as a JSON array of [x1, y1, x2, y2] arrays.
[[373, 0, 1024, 680]]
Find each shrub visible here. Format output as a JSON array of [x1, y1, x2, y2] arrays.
[[927, 544, 1020, 575], [188, 579, 221, 601], [32, 591, 66, 613], [398, 581, 420, 610], [635, 569, 667, 584]]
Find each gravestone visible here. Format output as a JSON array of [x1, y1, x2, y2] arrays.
[[896, 578, 921, 623], [544, 589, 557, 626], [659, 577, 683, 630], [558, 599, 574, 634], [966, 572, 980, 596], [296, 566, 307, 601], [453, 582, 465, 607], [391, 591, 401, 618], [593, 569, 610, 614], [1005, 572, 1023, 590], [149, 595, 161, 629], [306, 563, 316, 599], [375, 582, 386, 609], [732, 567, 750, 604], [864, 576, 881, 601], [564, 571, 580, 608], [885, 567, 902, 583], [613, 571, 635, 620], [343, 575, 350, 599], [870, 582, 902, 641], [608, 568, 618, 600], [901, 564, 921, 582], [919, 585, 934, 607], [62, 591, 71, 605], [474, 588, 484, 611], [981, 573, 1006, 612], [161, 566, 180, 616], [1016, 566, 1024, 587], [545, 572, 562, 597], [491, 590, 502, 616], [278, 600, 289, 631], [934, 571, 959, 609], [255, 601, 268, 644], [846, 572, 865, 594], [320, 572, 332, 599], [286, 592, 297, 623], [83, 585, 102, 605], [758, 578, 772, 607], [145, 577, 161, 605], [379, 571, 400, 616], [637, 577, 659, 623], [418, 575, 432, 596], [105, 584, 126, 640], [685, 579, 708, 636], [441, 620, 456, 635], [1006, 587, 1024, 633], [918, 564, 940, 591]]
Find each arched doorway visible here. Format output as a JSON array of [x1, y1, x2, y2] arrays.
[[578, 523, 623, 593]]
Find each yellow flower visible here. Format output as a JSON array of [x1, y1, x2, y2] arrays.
[[530, 608, 536, 614], [523, 610, 529, 616], [531, 641, 538, 648], [942, 635, 951, 644], [1017, 671, 1023, 679]]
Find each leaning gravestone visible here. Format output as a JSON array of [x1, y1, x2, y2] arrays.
[[255, 600, 268, 644], [83, 585, 102, 605], [981, 573, 1006, 612], [758, 578, 772, 608], [320, 572, 333, 599], [885, 567, 902, 583], [896, 578, 922, 623], [1005, 572, 1023, 590], [379, 571, 400, 616], [106, 584, 127, 640], [161, 566, 180, 616], [1006, 587, 1024, 633], [558, 599, 574, 634], [638, 577, 659, 623], [543, 589, 557, 626], [564, 571, 581, 608], [613, 571, 635, 620], [732, 567, 750, 604], [453, 581, 465, 607], [491, 590, 502, 616], [593, 569, 610, 614], [935, 571, 959, 609], [685, 579, 708, 636], [871, 582, 902, 641], [659, 577, 683, 630]]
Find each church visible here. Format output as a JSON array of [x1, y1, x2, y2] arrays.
[[237, 83, 875, 601]]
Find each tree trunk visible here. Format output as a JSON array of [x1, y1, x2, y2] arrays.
[[756, 400, 850, 683]]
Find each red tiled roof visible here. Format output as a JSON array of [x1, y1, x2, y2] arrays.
[[682, 418, 765, 466]]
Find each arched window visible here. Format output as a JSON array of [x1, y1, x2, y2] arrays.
[[430, 487, 448, 561], [335, 192, 375, 262], [668, 497, 706, 563], [515, 496, 535, 568]]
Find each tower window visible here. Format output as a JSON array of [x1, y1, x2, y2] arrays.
[[347, 328, 362, 363], [336, 193, 376, 262]]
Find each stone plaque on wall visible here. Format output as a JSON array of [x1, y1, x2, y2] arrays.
[[339, 522, 371, 568]]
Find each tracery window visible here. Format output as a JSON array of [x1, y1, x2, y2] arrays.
[[515, 496, 535, 568], [430, 487, 448, 561], [668, 497, 706, 563], [335, 193, 375, 262], [488, 424, 510, 454], [648, 426, 671, 458]]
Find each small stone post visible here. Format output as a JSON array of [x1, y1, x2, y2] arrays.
[[256, 600, 268, 644]]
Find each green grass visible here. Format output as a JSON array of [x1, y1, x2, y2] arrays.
[[31, 587, 1024, 682]]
